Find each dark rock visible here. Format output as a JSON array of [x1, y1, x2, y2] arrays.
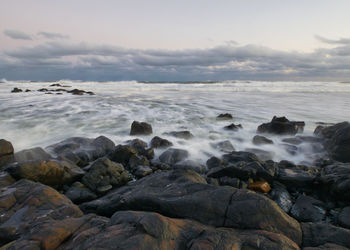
[[304, 243, 350, 250], [269, 182, 293, 213], [11, 88, 22, 93], [133, 165, 153, 178], [128, 155, 150, 170], [216, 113, 233, 120], [253, 135, 274, 145], [14, 147, 51, 163], [80, 170, 302, 245], [316, 122, 350, 163], [25, 89, 31, 92], [158, 148, 189, 165], [6, 159, 85, 188], [68, 89, 85, 95], [339, 207, 350, 229], [210, 140, 235, 152], [46, 136, 115, 167], [65, 182, 98, 204], [248, 181, 271, 193], [130, 121, 153, 135], [37, 88, 49, 92], [173, 160, 206, 174], [302, 222, 350, 248], [218, 176, 240, 188], [0, 139, 14, 168], [283, 143, 299, 155], [245, 148, 275, 161], [257, 116, 305, 135], [82, 157, 131, 194], [126, 138, 154, 159], [282, 137, 303, 145], [150, 136, 173, 148], [206, 156, 225, 170], [0, 171, 15, 188], [290, 195, 326, 222], [107, 144, 138, 167], [222, 151, 262, 164], [224, 123, 242, 131], [163, 130, 194, 139]]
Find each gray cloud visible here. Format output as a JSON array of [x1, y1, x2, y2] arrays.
[[1, 38, 350, 81], [37, 32, 70, 39], [3, 29, 32, 40], [315, 35, 350, 45]]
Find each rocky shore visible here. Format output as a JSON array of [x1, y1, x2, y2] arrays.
[[0, 116, 349, 249]]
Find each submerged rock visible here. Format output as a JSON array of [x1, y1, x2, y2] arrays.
[[11, 87, 22, 93], [223, 123, 243, 131], [253, 135, 274, 145], [257, 116, 305, 135], [210, 140, 235, 152], [158, 148, 189, 165], [163, 130, 194, 140], [150, 136, 173, 148], [130, 121, 153, 135], [216, 113, 233, 120]]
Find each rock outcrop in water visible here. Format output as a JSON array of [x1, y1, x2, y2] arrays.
[[257, 116, 305, 135], [1, 119, 350, 249]]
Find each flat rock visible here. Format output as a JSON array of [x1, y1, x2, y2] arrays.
[[80, 170, 302, 245], [130, 121, 153, 135], [210, 140, 235, 153]]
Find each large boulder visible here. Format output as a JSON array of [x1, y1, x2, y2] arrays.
[[130, 121, 153, 135], [257, 116, 305, 135], [6, 159, 85, 188], [315, 122, 350, 163], [0, 140, 14, 168], [290, 195, 326, 222], [14, 147, 51, 163], [82, 157, 131, 194], [46, 136, 115, 167], [107, 144, 138, 167], [80, 170, 302, 245], [59, 210, 299, 250]]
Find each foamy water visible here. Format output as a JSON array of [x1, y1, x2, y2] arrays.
[[1, 80, 349, 165]]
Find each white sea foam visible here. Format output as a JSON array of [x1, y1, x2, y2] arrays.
[[1, 80, 349, 165]]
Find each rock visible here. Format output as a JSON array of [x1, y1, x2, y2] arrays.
[[68, 89, 85, 95], [14, 147, 52, 163], [248, 181, 271, 193], [257, 116, 305, 135], [339, 207, 350, 229], [25, 89, 31, 92], [60, 210, 299, 250], [210, 140, 235, 152], [304, 243, 350, 249], [245, 148, 275, 161], [269, 182, 293, 213], [80, 170, 302, 245], [0, 139, 14, 168], [173, 160, 206, 174], [46, 136, 115, 167], [163, 130, 194, 140], [216, 113, 233, 120], [0, 179, 83, 248], [130, 121, 153, 135], [133, 165, 153, 178], [218, 176, 240, 188], [126, 139, 154, 159], [65, 182, 98, 204], [37, 88, 49, 92], [150, 136, 173, 148], [107, 144, 138, 167], [302, 222, 350, 248], [224, 123, 243, 131], [158, 148, 189, 165], [283, 137, 303, 145], [82, 157, 131, 194], [253, 135, 274, 145], [206, 156, 225, 170], [316, 122, 350, 163], [283, 143, 298, 155], [11, 88, 22, 93], [128, 155, 150, 170], [0, 171, 15, 188], [6, 159, 85, 188], [290, 195, 326, 222]]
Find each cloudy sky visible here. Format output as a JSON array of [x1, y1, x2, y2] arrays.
[[1, 0, 350, 81]]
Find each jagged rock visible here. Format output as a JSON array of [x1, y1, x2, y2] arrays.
[[46, 136, 115, 167], [65, 182, 98, 204], [130, 121, 153, 135], [82, 157, 131, 194], [206, 156, 225, 170], [11, 88, 22, 93], [0, 139, 14, 168], [248, 181, 271, 193], [6, 159, 85, 188], [158, 148, 189, 165], [216, 113, 233, 120], [80, 170, 302, 245], [302, 222, 350, 248], [0, 171, 15, 188], [14, 147, 51, 163], [257, 116, 305, 135], [107, 145, 138, 167], [126, 139, 154, 159], [163, 130, 194, 140], [224, 123, 242, 131], [253, 135, 274, 145], [150, 136, 173, 148], [269, 182, 293, 213], [210, 140, 235, 152], [339, 207, 350, 229], [290, 195, 326, 222]]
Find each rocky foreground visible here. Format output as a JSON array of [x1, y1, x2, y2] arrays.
[[0, 117, 350, 249]]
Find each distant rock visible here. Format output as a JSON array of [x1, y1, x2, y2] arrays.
[[158, 148, 189, 165], [257, 116, 305, 135], [163, 130, 194, 139], [11, 87, 22, 93], [216, 113, 233, 120], [253, 135, 274, 145], [150, 136, 173, 148], [0, 139, 14, 168], [224, 123, 243, 131], [130, 121, 153, 135]]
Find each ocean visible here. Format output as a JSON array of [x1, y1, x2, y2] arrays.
[[1, 80, 349, 165]]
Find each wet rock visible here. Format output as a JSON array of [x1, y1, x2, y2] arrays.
[[14, 147, 51, 163], [216, 113, 233, 120], [46, 136, 115, 167], [150, 136, 173, 148], [316, 122, 350, 163], [304, 243, 350, 250], [206, 156, 225, 170], [126, 138, 154, 159], [0, 171, 15, 188], [25, 89, 31, 92], [269, 182, 293, 213], [283, 137, 303, 145], [0, 139, 14, 168], [257, 116, 305, 135], [6, 159, 85, 188], [290, 195, 326, 222], [65, 182, 98, 204], [253, 135, 274, 145], [245, 148, 275, 161], [133, 165, 153, 178], [80, 170, 302, 245], [248, 181, 271, 193], [37, 88, 49, 92], [210, 140, 235, 152], [67, 89, 85, 95], [61, 210, 299, 250], [107, 144, 138, 167], [224, 123, 242, 131], [11, 88, 22, 93], [173, 160, 206, 174], [283, 143, 299, 155], [163, 130, 194, 139], [158, 148, 189, 165], [128, 155, 150, 170], [302, 222, 350, 248], [82, 157, 131, 194], [130, 121, 153, 135], [218, 176, 240, 188], [222, 151, 262, 164], [339, 207, 350, 229]]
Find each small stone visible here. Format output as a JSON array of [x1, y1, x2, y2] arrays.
[[248, 181, 271, 193], [224, 123, 243, 131]]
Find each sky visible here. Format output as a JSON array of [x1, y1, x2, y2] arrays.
[[1, 0, 350, 81]]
